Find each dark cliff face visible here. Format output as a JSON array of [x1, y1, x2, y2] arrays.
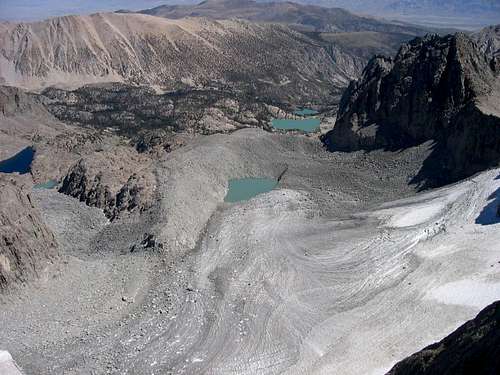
[[59, 160, 115, 214], [323, 32, 500, 187], [58, 157, 155, 221], [387, 300, 500, 375], [0, 175, 58, 290]]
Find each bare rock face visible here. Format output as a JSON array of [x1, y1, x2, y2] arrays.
[[59, 160, 114, 211], [472, 24, 500, 58], [387, 300, 500, 375], [323, 32, 500, 186], [58, 148, 156, 220], [0, 174, 58, 291]]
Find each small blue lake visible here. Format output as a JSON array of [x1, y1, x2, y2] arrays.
[[295, 108, 318, 116], [224, 178, 278, 203], [34, 180, 58, 190], [271, 118, 321, 133], [0, 147, 34, 174]]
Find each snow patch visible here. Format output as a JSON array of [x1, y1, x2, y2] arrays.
[[425, 279, 500, 308], [387, 202, 445, 228], [0, 351, 13, 363]]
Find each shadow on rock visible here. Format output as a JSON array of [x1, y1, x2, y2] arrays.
[[475, 177, 499, 225]]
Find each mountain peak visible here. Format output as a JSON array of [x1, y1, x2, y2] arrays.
[[323, 31, 500, 186]]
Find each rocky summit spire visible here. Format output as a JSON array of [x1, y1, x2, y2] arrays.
[[322, 29, 500, 187]]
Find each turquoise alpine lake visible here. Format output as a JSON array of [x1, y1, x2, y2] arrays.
[[34, 180, 58, 189], [295, 108, 319, 116], [271, 118, 320, 133], [224, 178, 278, 203]]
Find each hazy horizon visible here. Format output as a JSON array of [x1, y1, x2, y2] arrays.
[[0, 0, 194, 21], [0, 0, 498, 30]]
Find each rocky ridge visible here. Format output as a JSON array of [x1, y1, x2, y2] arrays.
[[473, 24, 500, 58], [58, 147, 156, 220], [323, 31, 500, 187], [0, 174, 58, 291]]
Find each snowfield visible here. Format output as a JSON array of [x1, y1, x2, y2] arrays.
[[163, 168, 499, 375]]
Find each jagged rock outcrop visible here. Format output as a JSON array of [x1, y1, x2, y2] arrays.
[[58, 150, 156, 220], [133, 130, 185, 154], [473, 24, 500, 58], [113, 174, 147, 217], [323, 32, 500, 186], [59, 160, 114, 211], [0, 174, 58, 290], [387, 300, 500, 375]]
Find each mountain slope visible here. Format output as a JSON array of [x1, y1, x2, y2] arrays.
[[322, 31, 500, 187], [0, 12, 347, 103], [136, 0, 428, 34]]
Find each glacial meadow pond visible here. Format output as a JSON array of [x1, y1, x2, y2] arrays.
[[34, 180, 58, 190], [224, 178, 278, 203], [272, 108, 320, 132]]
